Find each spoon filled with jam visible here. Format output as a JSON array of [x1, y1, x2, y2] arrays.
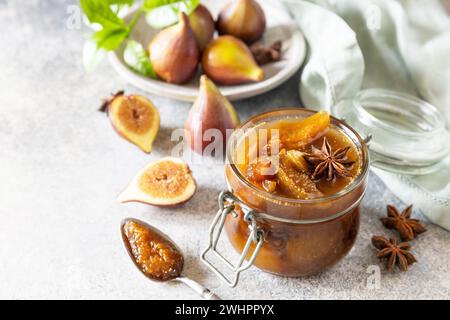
[[121, 218, 220, 300]]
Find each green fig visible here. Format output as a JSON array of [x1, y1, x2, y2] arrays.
[[189, 4, 215, 51], [217, 0, 266, 44], [185, 75, 240, 154], [148, 12, 200, 84], [202, 36, 264, 85]]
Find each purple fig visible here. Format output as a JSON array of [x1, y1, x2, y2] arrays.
[[148, 12, 200, 84], [217, 0, 266, 44]]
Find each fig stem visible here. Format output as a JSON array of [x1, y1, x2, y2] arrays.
[[128, 9, 143, 31], [98, 90, 125, 113], [99, 100, 109, 113]]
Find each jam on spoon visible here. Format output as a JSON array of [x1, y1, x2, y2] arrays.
[[122, 219, 183, 281], [121, 218, 220, 299]]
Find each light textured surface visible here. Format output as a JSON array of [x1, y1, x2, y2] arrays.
[[0, 0, 448, 300]]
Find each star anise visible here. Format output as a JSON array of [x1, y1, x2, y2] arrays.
[[381, 205, 426, 241], [303, 137, 355, 181], [371, 236, 417, 272], [250, 41, 282, 65]]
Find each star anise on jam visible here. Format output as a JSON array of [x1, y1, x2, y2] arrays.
[[381, 205, 426, 241], [303, 137, 355, 181], [371, 236, 417, 272]]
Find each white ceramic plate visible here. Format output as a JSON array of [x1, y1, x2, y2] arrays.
[[109, 0, 306, 102]]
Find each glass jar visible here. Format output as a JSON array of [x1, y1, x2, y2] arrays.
[[332, 89, 450, 175], [201, 109, 369, 287]]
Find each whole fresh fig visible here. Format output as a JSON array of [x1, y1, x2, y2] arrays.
[[217, 0, 266, 44], [189, 4, 215, 51], [148, 12, 200, 84], [185, 75, 240, 155], [202, 36, 264, 85]]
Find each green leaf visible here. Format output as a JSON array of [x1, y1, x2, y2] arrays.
[[93, 27, 130, 50], [143, 0, 200, 28], [107, 0, 134, 15], [123, 40, 157, 79], [80, 0, 141, 72], [80, 0, 126, 29], [105, 0, 134, 5]]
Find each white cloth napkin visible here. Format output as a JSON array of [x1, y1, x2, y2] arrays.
[[281, 0, 450, 230]]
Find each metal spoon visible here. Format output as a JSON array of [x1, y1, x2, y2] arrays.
[[120, 218, 221, 300]]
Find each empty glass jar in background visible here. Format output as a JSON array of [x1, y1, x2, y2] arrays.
[[332, 89, 450, 175]]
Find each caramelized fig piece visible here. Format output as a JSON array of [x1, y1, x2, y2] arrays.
[[260, 138, 283, 157], [101, 91, 160, 153], [280, 111, 330, 149], [246, 157, 278, 182], [189, 4, 215, 51], [118, 157, 196, 206], [185, 75, 240, 154], [262, 179, 277, 193], [202, 36, 264, 85], [286, 150, 309, 172], [276, 149, 322, 199], [217, 0, 266, 44], [148, 12, 200, 84]]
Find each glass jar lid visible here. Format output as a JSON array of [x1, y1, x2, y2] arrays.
[[331, 89, 450, 175]]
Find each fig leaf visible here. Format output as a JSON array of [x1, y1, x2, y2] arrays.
[[143, 0, 200, 28], [124, 40, 157, 79], [80, 0, 127, 29]]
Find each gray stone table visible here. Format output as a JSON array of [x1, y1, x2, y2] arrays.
[[0, 0, 448, 299]]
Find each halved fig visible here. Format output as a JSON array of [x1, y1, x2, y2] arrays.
[[118, 157, 196, 206], [101, 91, 160, 153]]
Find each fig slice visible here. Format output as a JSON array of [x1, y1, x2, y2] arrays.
[[118, 157, 196, 206], [102, 91, 160, 153]]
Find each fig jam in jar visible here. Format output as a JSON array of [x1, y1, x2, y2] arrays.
[[201, 109, 369, 287]]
